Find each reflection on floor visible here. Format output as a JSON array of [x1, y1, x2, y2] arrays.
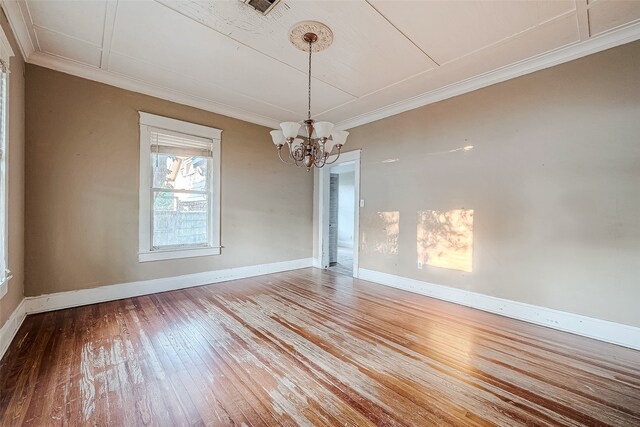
[[329, 245, 353, 276]]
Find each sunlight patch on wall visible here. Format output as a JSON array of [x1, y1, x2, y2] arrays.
[[362, 211, 399, 255], [417, 209, 474, 272]]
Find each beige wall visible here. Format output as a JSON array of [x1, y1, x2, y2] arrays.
[[348, 40, 640, 328], [0, 10, 25, 329], [25, 65, 312, 296]]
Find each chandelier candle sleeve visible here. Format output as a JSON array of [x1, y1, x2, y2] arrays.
[[270, 21, 349, 171]]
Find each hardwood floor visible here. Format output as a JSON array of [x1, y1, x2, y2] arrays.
[[1, 268, 639, 426]]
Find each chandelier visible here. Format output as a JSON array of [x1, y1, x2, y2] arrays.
[[270, 21, 349, 171]]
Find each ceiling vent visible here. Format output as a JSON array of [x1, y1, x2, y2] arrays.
[[241, 0, 281, 15]]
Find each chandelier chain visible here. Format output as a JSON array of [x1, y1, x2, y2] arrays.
[[308, 40, 312, 121]]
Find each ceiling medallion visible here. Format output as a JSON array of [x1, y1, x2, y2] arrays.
[[270, 21, 347, 171], [288, 21, 334, 53]]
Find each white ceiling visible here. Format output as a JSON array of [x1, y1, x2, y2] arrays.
[[3, 0, 640, 129]]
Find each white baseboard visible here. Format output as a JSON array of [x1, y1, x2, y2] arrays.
[[24, 258, 313, 315], [2, 258, 312, 360], [358, 269, 640, 351], [0, 299, 26, 361]]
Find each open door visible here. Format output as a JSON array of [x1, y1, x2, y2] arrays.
[[316, 150, 361, 277]]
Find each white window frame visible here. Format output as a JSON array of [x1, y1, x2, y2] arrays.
[[138, 112, 222, 262], [0, 26, 14, 299]]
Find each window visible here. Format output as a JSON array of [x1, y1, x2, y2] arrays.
[[138, 112, 221, 262], [0, 29, 13, 299]]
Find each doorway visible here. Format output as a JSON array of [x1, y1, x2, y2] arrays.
[[316, 150, 360, 277], [328, 163, 355, 275]]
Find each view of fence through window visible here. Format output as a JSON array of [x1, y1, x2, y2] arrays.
[[152, 153, 210, 248]]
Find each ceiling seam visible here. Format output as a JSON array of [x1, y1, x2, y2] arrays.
[[154, 0, 359, 100], [0, 0, 33, 58], [363, 0, 440, 66], [31, 23, 103, 48], [314, 67, 435, 118], [19, 0, 40, 52], [29, 40, 299, 118], [575, 0, 591, 40], [436, 9, 578, 67], [100, 0, 119, 69], [317, 7, 581, 118], [103, 49, 300, 116]]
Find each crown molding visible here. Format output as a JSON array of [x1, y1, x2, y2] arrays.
[[334, 21, 640, 131], [0, 0, 35, 59], [5, 0, 640, 132], [27, 52, 282, 129]]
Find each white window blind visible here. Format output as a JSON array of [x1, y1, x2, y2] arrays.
[[138, 113, 221, 262], [149, 127, 213, 152]]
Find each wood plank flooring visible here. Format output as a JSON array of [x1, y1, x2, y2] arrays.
[[1, 268, 639, 426]]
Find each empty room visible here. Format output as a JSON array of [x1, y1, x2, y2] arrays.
[[0, 0, 639, 425]]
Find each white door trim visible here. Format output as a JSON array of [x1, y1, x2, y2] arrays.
[[314, 149, 361, 277]]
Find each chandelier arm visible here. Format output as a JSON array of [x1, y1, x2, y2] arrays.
[[291, 149, 301, 167], [292, 147, 304, 162], [292, 147, 305, 167], [277, 147, 296, 165], [287, 146, 297, 161], [314, 155, 327, 168], [311, 141, 325, 168], [323, 148, 343, 165], [318, 141, 326, 158]]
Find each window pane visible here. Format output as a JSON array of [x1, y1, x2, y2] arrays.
[[151, 153, 209, 191], [152, 191, 209, 248]]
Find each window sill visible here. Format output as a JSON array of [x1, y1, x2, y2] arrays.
[[0, 272, 12, 299], [138, 247, 221, 263]]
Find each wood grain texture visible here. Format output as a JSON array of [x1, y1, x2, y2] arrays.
[[1, 268, 639, 426]]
